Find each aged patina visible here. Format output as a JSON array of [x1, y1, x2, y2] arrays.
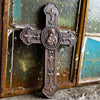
[[20, 3, 77, 98]]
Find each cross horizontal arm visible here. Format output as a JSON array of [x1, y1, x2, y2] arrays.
[[20, 27, 41, 45], [60, 31, 77, 47]]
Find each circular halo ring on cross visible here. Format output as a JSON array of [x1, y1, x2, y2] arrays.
[[41, 26, 61, 50]]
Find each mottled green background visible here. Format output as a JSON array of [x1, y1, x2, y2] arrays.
[[9, 0, 79, 30]]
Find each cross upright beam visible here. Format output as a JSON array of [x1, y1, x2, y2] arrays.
[[20, 3, 77, 98]]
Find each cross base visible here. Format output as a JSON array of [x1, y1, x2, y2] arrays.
[[42, 86, 58, 98]]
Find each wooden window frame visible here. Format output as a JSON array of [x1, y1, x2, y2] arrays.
[[76, 0, 100, 86], [0, 0, 86, 97]]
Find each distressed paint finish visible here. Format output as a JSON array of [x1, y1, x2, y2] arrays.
[[6, 0, 78, 90], [0, 0, 3, 93], [0, 0, 82, 97], [9, 0, 79, 30], [0, 0, 3, 65], [78, 0, 100, 85], [80, 37, 100, 82], [86, 0, 100, 33]]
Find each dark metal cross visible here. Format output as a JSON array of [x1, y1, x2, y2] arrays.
[[20, 3, 77, 98]]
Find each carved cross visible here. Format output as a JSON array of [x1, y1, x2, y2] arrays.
[[20, 3, 77, 98]]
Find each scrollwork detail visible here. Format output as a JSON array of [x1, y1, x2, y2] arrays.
[[20, 27, 41, 45]]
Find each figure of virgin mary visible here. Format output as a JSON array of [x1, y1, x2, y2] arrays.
[[47, 28, 58, 46]]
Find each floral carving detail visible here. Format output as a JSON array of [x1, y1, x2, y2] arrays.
[[42, 50, 58, 98], [20, 27, 41, 45], [44, 3, 59, 26], [61, 31, 77, 47]]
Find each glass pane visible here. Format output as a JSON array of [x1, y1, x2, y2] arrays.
[[6, 31, 44, 88], [80, 37, 100, 82], [9, 0, 79, 30], [6, 31, 73, 88], [86, 0, 100, 33], [57, 45, 73, 83]]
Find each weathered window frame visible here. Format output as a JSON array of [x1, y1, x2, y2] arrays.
[[76, 0, 100, 86], [0, 0, 85, 97]]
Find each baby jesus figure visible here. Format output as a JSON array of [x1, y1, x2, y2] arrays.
[[47, 28, 58, 46]]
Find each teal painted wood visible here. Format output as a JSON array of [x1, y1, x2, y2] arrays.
[[80, 37, 100, 80], [14, 0, 22, 22]]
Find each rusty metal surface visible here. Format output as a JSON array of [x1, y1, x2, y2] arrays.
[[1, 0, 9, 96], [0, 0, 3, 94], [20, 3, 77, 98], [0, 1, 3, 62], [2, 0, 98, 98], [0, 0, 84, 98], [6, 31, 75, 95], [7, 0, 80, 95]]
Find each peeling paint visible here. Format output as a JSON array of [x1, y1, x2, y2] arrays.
[[88, 37, 100, 42], [80, 36, 100, 82]]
